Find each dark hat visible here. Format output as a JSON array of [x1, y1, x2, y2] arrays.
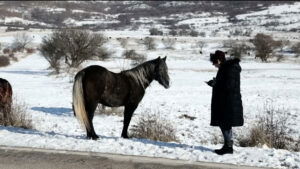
[[210, 50, 226, 63], [215, 50, 225, 58]]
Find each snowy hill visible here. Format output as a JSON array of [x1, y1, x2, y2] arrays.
[[0, 1, 299, 33]]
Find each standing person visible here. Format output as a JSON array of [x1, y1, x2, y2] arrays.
[[206, 50, 243, 155]]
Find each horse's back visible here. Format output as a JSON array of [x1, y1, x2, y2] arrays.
[[0, 78, 12, 106], [75, 65, 108, 78], [0, 78, 9, 85], [77, 65, 130, 107], [0, 78, 12, 93]]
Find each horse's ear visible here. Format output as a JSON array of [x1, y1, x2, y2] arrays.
[[162, 56, 167, 61], [156, 56, 161, 61]]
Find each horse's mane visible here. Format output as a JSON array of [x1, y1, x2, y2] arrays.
[[121, 60, 156, 89]]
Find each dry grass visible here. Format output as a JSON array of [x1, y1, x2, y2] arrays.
[[237, 100, 298, 151], [0, 56, 10, 67], [211, 132, 223, 145], [0, 97, 33, 129], [130, 112, 178, 142]]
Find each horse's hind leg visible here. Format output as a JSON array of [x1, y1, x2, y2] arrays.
[[85, 101, 99, 140], [121, 104, 138, 138]]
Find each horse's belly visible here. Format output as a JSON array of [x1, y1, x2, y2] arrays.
[[101, 90, 127, 107]]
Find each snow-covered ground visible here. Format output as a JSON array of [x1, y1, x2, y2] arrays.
[[0, 28, 299, 169]]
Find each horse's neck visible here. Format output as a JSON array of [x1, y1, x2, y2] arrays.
[[123, 63, 155, 89]]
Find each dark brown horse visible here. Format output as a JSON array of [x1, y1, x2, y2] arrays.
[[73, 56, 170, 140], [0, 78, 12, 125]]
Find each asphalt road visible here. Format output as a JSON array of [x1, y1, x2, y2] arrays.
[[0, 146, 272, 169]]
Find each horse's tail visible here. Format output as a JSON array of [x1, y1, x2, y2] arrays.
[[5, 81, 12, 109], [72, 71, 91, 133]]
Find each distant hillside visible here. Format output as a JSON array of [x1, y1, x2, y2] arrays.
[[0, 1, 297, 32]]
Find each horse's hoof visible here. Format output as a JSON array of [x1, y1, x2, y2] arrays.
[[87, 135, 99, 140], [121, 135, 129, 139], [92, 135, 99, 140]]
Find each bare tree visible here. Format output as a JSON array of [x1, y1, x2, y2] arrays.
[[196, 40, 206, 53], [142, 37, 156, 50], [40, 29, 108, 71], [228, 42, 251, 59], [291, 42, 300, 57], [12, 33, 33, 51], [252, 33, 278, 62], [162, 37, 176, 49]]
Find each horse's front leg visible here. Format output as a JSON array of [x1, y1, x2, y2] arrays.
[[121, 104, 138, 138]]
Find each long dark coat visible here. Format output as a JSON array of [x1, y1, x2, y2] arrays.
[[210, 58, 244, 127]]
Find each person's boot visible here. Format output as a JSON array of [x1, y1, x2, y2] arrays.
[[214, 140, 233, 155]]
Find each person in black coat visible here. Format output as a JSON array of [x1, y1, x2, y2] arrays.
[[206, 50, 243, 155]]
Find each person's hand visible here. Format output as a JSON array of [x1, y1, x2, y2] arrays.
[[205, 78, 216, 87]]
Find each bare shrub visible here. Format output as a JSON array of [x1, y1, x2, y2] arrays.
[[238, 100, 294, 150], [243, 29, 252, 37], [123, 49, 137, 59], [142, 37, 156, 50], [40, 36, 62, 74], [118, 14, 131, 25], [11, 33, 33, 51], [162, 37, 176, 49], [276, 54, 284, 62], [9, 53, 18, 62], [95, 105, 123, 117], [196, 41, 206, 53], [40, 29, 108, 70], [0, 56, 10, 67], [97, 47, 113, 61], [292, 138, 300, 152], [291, 42, 300, 57], [230, 29, 244, 36], [199, 32, 206, 37], [130, 112, 178, 142], [0, 97, 33, 129], [252, 33, 278, 62], [122, 49, 146, 66], [149, 28, 163, 36], [25, 48, 36, 54], [228, 42, 251, 59], [168, 29, 177, 36], [3, 48, 10, 54], [190, 30, 199, 37], [179, 29, 189, 36], [222, 39, 236, 49], [118, 38, 129, 48]]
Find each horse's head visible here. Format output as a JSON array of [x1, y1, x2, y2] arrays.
[[154, 56, 170, 89]]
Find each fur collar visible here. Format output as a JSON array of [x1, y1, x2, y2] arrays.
[[223, 58, 240, 66]]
